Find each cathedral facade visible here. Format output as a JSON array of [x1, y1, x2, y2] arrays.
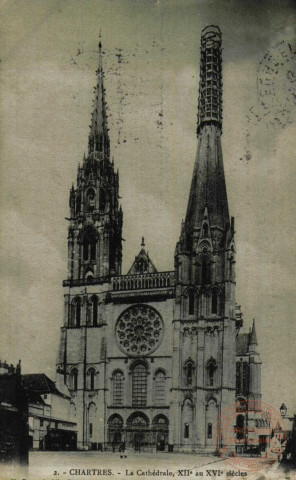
[[56, 26, 262, 452]]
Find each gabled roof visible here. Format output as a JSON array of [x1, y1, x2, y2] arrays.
[[22, 374, 67, 399], [127, 239, 157, 275]]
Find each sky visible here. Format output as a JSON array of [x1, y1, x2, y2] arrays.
[[0, 0, 296, 414]]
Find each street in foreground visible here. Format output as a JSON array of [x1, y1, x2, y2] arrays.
[[1, 451, 292, 480]]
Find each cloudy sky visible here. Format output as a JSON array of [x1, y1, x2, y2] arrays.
[[1, 0, 295, 413]]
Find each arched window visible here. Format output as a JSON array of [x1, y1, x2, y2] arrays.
[[82, 230, 97, 262], [185, 361, 194, 386], [113, 371, 124, 406], [70, 368, 78, 391], [206, 359, 217, 387], [72, 297, 81, 327], [99, 188, 106, 212], [87, 368, 96, 391], [86, 189, 95, 212], [188, 290, 195, 315], [90, 296, 98, 326], [183, 399, 193, 441], [203, 224, 209, 237], [83, 237, 89, 260], [88, 403, 96, 441], [76, 194, 81, 214], [154, 370, 165, 405], [132, 363, 147, 407], [202, 258, 209, 284], [90, 240, 96, 260], [207, 423, 212, 439], [212, 290, 218, 314]]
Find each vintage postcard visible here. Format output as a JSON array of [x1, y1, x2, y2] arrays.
[[0, 1, 295, 479]]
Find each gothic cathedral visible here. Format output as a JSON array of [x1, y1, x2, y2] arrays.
[[56, 26, 262, 452]]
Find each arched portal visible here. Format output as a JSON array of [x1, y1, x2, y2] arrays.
[[107, 414, 124, 449], [152, 415, 169, 452], [126, 412, 150, 451]]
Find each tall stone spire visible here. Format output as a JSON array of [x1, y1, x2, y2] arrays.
[[184, 25, 229, 232], [88, 35, 110, 156], [66, 34, 123, 281]]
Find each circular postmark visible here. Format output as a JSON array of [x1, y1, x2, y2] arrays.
[[215, 399, 287, 472], [254, 39, 296, 128]]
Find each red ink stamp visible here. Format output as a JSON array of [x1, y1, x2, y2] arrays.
[[215, 399, 287, 472]]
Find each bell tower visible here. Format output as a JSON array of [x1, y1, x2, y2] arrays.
[[67, 40, 122, 281], [172, 26, 238, 451]]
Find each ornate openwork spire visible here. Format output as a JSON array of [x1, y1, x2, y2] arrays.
[[197, 25, 223, 136], [88, 35, 110, 156]]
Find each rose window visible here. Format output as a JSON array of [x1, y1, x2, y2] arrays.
[[115, 304, 164, 356]]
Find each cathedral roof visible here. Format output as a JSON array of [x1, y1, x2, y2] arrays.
[[127, 238, 157, 275]]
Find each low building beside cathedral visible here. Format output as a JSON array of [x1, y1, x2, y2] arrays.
[[56, 26, 267, 452]]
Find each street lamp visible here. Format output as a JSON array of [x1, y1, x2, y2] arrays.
[[280, 403, 287, 418]]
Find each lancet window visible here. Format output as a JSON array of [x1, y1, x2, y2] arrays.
[[86, 189, 95, 212], [184, 361, 194, 386], [154, 370, 166, 405], [113, 371, 124, 406], [132, 363, 147, 407], [83, 234, 96, 261], [201, 258, 210, 284], [87, 368, 96, 391], [70, 368, 78, 391], [71, 297, 81, 327], [89, 295, 98, 326], [212, 290, 218, 314], [188, 290, 195, 315], [206, 358, 217, 387]]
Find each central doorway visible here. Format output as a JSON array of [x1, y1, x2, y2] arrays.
[[126, 412, 150, 451], [134, 432, 144, 452], [156, 433, 166, 451]]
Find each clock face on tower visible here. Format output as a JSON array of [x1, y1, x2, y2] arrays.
[[115, 304, 164, 357]]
